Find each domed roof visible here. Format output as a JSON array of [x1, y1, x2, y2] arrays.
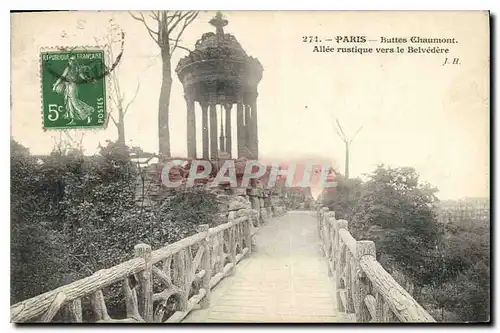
[[176, 12, 263, 104], [193, 31, 247, 58]]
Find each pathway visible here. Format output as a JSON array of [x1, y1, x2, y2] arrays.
[[184, 211, 350, 323]]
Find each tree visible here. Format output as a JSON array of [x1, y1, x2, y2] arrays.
[[350, 165, 442, 286], [108, 52, 140, 145], [96, 20, 140, 145], [332, 118, 363, 179], [10, 139, 71, 303], [321, 173, 363, 220], [130, 11, 199, 158], [50, 130, 86, 156]]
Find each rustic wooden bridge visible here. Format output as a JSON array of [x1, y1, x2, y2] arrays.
[[11, 207, 435, 323]]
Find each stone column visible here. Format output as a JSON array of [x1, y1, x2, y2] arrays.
[[237, 98, 245, 158], [224, 104, 232, 158], [244, 104, 251, 156], [186, 97, 196, 159], [201, 103, 209, 159], [209, 98, 218, 160], [250, 101, 258, 159], [219, 105, 225, 152]]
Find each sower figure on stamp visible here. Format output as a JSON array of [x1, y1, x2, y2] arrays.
[[52, 55, 94, 125]]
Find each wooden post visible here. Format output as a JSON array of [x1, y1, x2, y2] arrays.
[[122, 278, 142, 321], [238, 221, 245, 252], [228, 224, 237, 275], [244, 216, 252, 255], [90, 290, 111, 322], [327, 211, 336, 255], [40, 292, 66, 322], [319, 207, 329, 237], [318, 207, 323, 237], [216, 232, 223, 273], [214, 232, 222, 274], [374, 292, 384, 322], [353, 240, 376, 322], [173, 250, 188, 311], [383, 299, 399, 322], [251, 196, 260, 228], [324, 213, 334, 257], [184, 246, 194, 299], [134, 243, 153, 322], [66, 298, 82, 323], [344, 250, 355, 313], [197, 224, 212, 308], [335, 219, 347, 312], [328, 211, 336, 276], [325, 214, 335, 277]]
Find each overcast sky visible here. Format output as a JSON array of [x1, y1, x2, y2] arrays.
[[11, 11, 489, 200]]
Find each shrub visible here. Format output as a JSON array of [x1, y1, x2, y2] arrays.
[[323, 165, 490, 322], [349, 165, 442, 286], [10, 139, 219, 316]]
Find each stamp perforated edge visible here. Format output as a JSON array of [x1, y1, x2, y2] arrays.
[[39, 45, 113, 132]]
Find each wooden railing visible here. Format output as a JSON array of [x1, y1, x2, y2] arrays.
[[11, 214, 256, 323], [317, 206, 436, 323]]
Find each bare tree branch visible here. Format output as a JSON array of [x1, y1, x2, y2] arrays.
[[100, 23, 141, 143], [167, 11, 194, 35], [129, 11, 160, 45], [170, 11, 199, 54], [174, 44, 195, 54], [123, 82, 141, 116], [78, 132, 85, 148], [170, 40, 192, 55], [129, 11, 145, 23], [183, 11, 198, 26], [149, 11, 160, 22], [349, 125, 364, 144], [110, 89, 121, 112], [108, 113, 118, 127], [332, 119, 345, 142], [63, 130, 75, 145], [166, 11, 183, 33], [111, 70, 122, 106], [335, 118, 348, 141], [168, 40, 203, 56], [102, 30, 124, 105]]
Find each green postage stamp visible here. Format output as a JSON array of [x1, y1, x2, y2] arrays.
[[40, 49, 107, 129]]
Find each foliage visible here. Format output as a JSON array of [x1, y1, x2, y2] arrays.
[[10, 139, 219, 312], [422, 215, 490, 322], [348, 165, 442, 286], [11, 140, 71, 302], [320, 164, 490, 322], [321, 174, 363, 220], [283, 187, 315, 210]]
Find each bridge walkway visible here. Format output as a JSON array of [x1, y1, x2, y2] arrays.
[[184, 211, 351, 323]]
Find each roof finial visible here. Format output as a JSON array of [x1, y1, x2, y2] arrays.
[[210, 11, 228, 36]]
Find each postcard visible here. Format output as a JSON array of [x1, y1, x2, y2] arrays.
[[10, 10, 490, 323]]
